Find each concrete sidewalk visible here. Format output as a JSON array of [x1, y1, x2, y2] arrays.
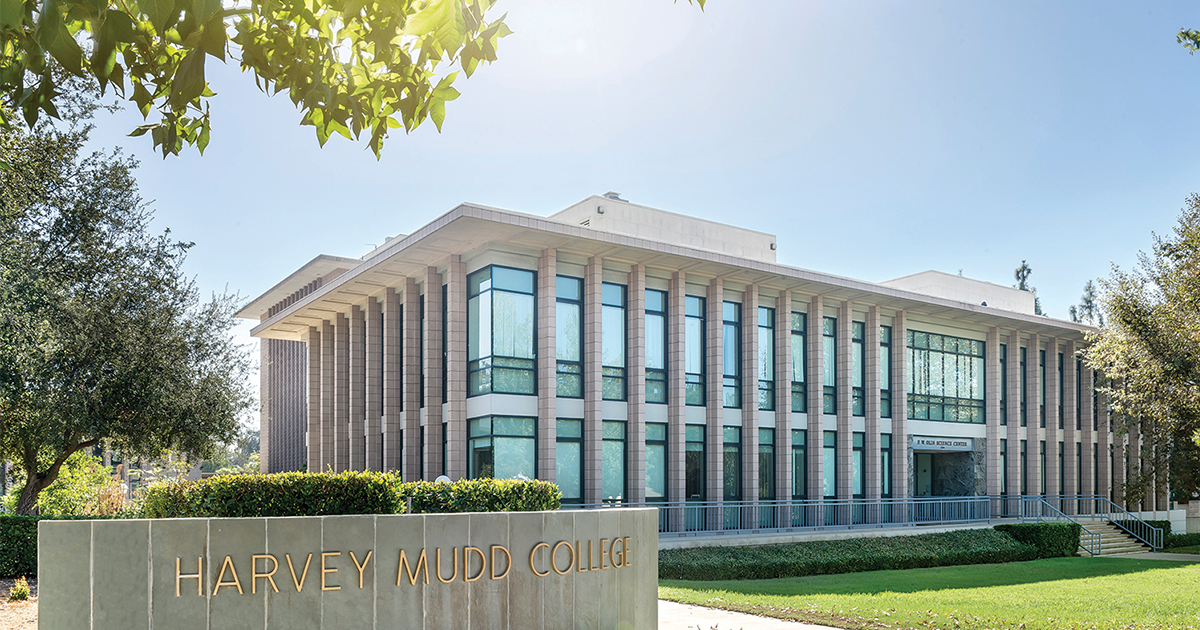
[[1107, 551, 1200, 561], [659, 600, 837, 629]]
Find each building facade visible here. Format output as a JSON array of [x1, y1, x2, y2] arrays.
[[240, 195, 1170, 515]]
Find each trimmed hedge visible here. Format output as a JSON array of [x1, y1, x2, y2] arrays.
[[1166, 532, 1200, 549], [993, 522, 1082, 558], [658, 528, 1038, 581], [0, 516, 38, 578], [141, 472, 561, 518]]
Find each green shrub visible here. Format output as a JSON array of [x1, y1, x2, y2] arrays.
[[0, 517, 38, 578], [1, 452, 114, 516], [1141, 520, 1171, 538], [396, 478, 562, 514], [1166, 532, 1200, 549], [658, 528, 1038, 581], [993, 522, 1082, 558], [7, 576, 30, 601]]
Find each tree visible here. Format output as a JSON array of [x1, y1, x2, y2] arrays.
[[1, 0, 704, 159], [1069, 280, 1104, 326], [1082, 194, 1200, 504], [0, 97, 253, 514], [1013, 260, 1045, 316]]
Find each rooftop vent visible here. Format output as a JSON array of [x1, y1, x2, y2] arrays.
[[602, 191, 626, 201]]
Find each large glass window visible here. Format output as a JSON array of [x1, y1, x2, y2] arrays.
[[1000, 438, 1008, 495], [646, 290, 668, 404], [791, 313, 807, 412], [823, 317, 837, 414], [881, 434, 892, 497], [685, 425, 705, 500], [852, 432, 865, 497], [555, 419, 582, 503], [1040, 440, 1047, 495], [906, 330, 985, 423], [792, 429, 806, 499], [646, 423, 667, 501], [759, 428, 775, 499], [880, 326, 892, 418], [1021, 439, 1028, 495], [685, 296, 706, 406], [1040, 349, 1046, 428], [602, 284, 627, 401], [999, 344, 1008, 424], [1020, 346, 1028, 427], [852, 322, 865, 416], [468, 416, 535, 480], [1076, 358, 1083, 431], [1058, 441, 1065, 495], [1058, 352, 1064, 429], [602, 420, 626, 501], [556, 276, 583, 398], [467, 267, 536, 396], [822, 431, 836, 498], [759, 307, 775, 411], [723, 302, 742, 408], [723, 426, 742, 500]]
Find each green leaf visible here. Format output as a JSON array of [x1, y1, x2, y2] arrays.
[[402, 0, 453, 38], [0, 0, 25, 30], [199, 16, 226, 60], [169, 48, 206, 108], [35, 0, 84, 76], [141, 0, 177, 34], [191, 0, 219, 22]]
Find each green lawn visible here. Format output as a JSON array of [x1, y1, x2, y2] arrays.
[[660, 557, 1200, 630], [1168, 546, 1200, 555]]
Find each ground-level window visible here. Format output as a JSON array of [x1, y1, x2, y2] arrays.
[[468, 416, 535, 480], [685, 425, 705, 500], [556, 419, 582, 503], [792, 429, 806, 500], [823, 431, 836, 498], [724, 427, 741, 500], [602, 420, 626, 501], [646, 423, 667, 501], [760, 428, 775, 499]]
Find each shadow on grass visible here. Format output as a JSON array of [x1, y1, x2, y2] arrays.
[[660, 556, 1198, 596]]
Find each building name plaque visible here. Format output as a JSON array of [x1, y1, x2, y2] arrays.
[[913, 436, 973, 451]]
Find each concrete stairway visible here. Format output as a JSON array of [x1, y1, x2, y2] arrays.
[[1079, 521, 1152, 556]]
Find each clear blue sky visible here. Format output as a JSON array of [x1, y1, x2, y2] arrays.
[[81, 0, 1200, 422]]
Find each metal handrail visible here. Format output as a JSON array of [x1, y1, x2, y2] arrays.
[[1021, 497, 1101, 556], [1091, 496, 1164, 550]]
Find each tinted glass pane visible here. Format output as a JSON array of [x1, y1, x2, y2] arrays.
[[791, 312, 805, 333], [723, 426, 741, 443], [646, 423, 667, 442], [685, 295, 704, 317], [723, 301, 739, 322], [759, 325, 774, 380], [556, 441, 581, 499], [723, 323, 739, 376], [557, 419, 581, 439], [760, 444, 775, 499], [602, 283, 624, 307], [646, 313, 666, 370], [823, 317, 835, 336], [556, 276, 581, 301], [792, 429, 806, 446], [556, 302, 581, 361], [467, 268, 491, 296], [602, 439, 625, 500], [493, 291, 534, 359], [468, 294, 488, 362], [686, 425, 704, 443], [646, 444, 666, 499], [791, 333, 805, 382], [494, 416, 535, 436], [823, 444, 836, 497], [760, 428, 775, 445], [602, 421, 626, 440], [685, 318, 704, 374], [494, 436, 535, 479], [602, 305, 625, 368], [723, 445, 741, 500], [646, 289, 666, 312], [492, 267, 534, 294]]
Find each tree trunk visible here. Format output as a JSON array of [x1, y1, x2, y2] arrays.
[[15, 471, 49, 516]]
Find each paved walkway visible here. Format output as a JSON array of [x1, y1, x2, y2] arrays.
[[659, 600, 837, 630], [1109, 551, 1200, 561]]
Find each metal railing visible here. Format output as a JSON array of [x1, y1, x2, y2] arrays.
[[1020, 497, 1101, 555], [1016, 495, 1163, 550]]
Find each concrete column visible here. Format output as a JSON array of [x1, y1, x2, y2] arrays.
[[334, 312, 350, 472], [402, 277, 422, 482], [706, 278, 724, 503], [775, 291, 793, 502], [382, 287, 402, 473], [1097, 384, 1111, 501], [1081, 362, 1095, 497], [1111, 397, 1125, 507], [986, 327, 1002, 496], [320, 319, 335, 472], [1006, 330, 1022, 500], [1063, 340, 1078, 500], [537, 250, 558, 483], [305, 327, 321, 473], [864, 306, 881, 501], [350, 305, 366, 471], [836, 301, 853, 500], [444, 256, 467, 480], [583, 257, 603, 503], [667, 271, 687, 503], [1045, 338, 1060, 498], [259, 338, 271, 473], [627, 264, 647, 503], [366, 298, 383, 471], [1130, 421, 1142, 511], [423, 268, 444, 480], [891, 310, 908, 500], [741, 287, 759, 503], [807, 295, 825, 501], [1026, 332, 1042, 496]]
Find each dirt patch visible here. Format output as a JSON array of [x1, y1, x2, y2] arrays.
[[0, 578, 38, 628]]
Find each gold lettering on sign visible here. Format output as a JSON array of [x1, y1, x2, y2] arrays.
[[529, 543, 550, 577], [436, 548, 459, 584], [551, 541, 574, 575], [286, 553, 312, 592], [611, 538, 625, 568], [397, 549, 429, 586], [623, 537, 632, 567], [490, 545, 511, 581], [349, 551, 372, 589], [251, 554, 279, 594], [599, 539, 609, 570], [575, 541, 588, 572], [176, 556, 202, 597], [463, 547, 486, 583], [321, 552, 341, 591], [214, 556, 244, 595]]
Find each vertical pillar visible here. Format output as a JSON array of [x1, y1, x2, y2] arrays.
[[891, 310, 909, 500], [320, 319, 335, 472], [986, 327, 1002, 496], [537, 250, 558, 483], [423, 268, 444, 480], [382, 287, 402, 473], [1045, 338, 1059, 499], [627, 264, 647, 503], [1098, 384, 1112, 501], [349, 305, 366, 471], [807, 295, 825, 501], [667, 271, 687, 503], [1063, 340, 1078, 502], [775, 291, 793, 502], [706, 278, 724, 504], [836, 301, 853, 500], [402, 278, 422, 482], [365, 298, 383, 471], [305, 326, 322, 473], [741, 287, 759, 504], [583, 257, 604, 503], [1081, 362, 1095, 497], [444, 256, 467, 480], [1130, 421, 1142, 511], [334, 312, 350, 472], [1026, 333, 1041, 496], [1006, 330, 1022, 504], [260, 338, 271, 473], [864, 306, 881, 501]]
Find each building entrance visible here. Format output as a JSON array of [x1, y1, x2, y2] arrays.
[[914, 451, 977, 497]]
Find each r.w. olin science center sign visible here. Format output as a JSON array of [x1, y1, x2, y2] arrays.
[[38, 508, 658, 630]]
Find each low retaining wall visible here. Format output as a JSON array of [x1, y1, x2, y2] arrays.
[[38, 508, 657, 630]]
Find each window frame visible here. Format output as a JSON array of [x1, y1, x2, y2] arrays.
[[646, 289, 668, 405], [555, 275, 584, 399], [466, 265, 538, 397]]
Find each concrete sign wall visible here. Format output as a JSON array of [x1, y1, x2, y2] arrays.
[[38, 508, 658, 630]]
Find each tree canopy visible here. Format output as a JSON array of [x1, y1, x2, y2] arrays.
[[1082, 193, 1200, 504], [0, 96, 253, 514]]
